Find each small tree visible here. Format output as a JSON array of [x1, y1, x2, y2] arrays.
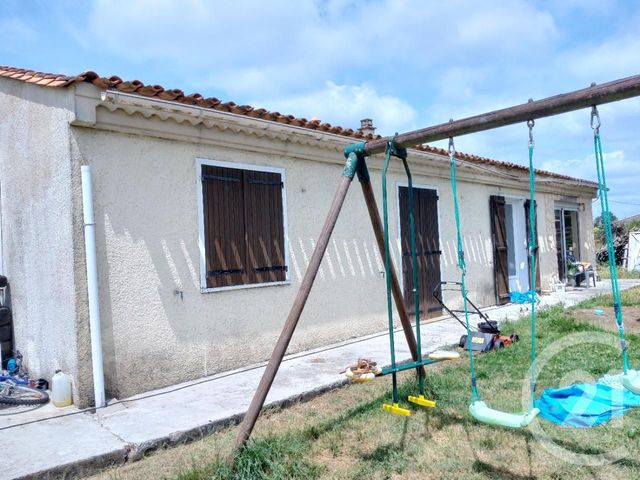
[[594, 212, 618, 227], [593, 224, 605, 248]]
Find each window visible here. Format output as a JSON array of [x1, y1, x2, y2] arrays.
[[504, 203, 516, 277], [554, 206, 580, 281], [197, 160, 288, 290]]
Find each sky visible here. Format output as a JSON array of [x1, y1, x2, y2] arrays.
[[1, 0, 639, 218]]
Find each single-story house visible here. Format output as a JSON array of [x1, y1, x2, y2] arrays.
[[0, 66, 597, 407]]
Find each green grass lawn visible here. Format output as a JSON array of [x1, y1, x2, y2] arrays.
[[93, 287, 640, 480], [597, 265, 640, 280]]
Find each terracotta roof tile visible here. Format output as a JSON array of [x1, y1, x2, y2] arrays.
[[47, 79, 70, 88], [158, 88, 184, 101], [0, 65, 597, 187], [137, 84, 164, 97]]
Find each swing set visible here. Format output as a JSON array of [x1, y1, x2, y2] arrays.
[[232, 75, 640, 454]]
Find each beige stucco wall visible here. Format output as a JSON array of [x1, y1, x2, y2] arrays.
[[74, 126, 395, 398], [0, 80, 598, 402], [0, 79, 93, 405], [71, 102, 597, 398]]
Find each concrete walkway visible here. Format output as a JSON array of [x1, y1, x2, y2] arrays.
[[2, 280, 638, 479]]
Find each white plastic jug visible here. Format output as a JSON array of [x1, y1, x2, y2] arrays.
[[51, 370, 72, 407]]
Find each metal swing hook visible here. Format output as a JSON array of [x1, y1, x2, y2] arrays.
[[591, 105, 601, 135], [448, 137, 456, 159], [527, 119, 535, 147]]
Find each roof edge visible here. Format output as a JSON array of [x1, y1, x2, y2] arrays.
[[0, 65, 598, 188]]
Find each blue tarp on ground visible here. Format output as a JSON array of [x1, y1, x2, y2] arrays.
[[535, 383, 640, 427], [509, 291, 537, 304]]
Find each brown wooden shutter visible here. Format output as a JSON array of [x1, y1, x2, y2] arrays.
[[399, 187, 442, 319], [419, 188, 442, 317], [525, 199, 542, 293], [202, 165, 247, 288], [243, 170, 287, 284], [490, 195, 510, 305]]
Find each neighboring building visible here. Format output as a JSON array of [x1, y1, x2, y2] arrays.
[[621, 214, 640, 226], [627, 231, 640, 272], [0, 66, 597, 406]]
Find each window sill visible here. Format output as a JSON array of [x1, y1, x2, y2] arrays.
[[200, 280, 291, 294]]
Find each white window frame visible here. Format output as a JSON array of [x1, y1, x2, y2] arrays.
[[195, 158, 290, 293], [554, 202, 581, 273], [502, 195, 530, 292]]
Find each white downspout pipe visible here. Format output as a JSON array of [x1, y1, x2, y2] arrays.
[[81, 165, 106, 408]]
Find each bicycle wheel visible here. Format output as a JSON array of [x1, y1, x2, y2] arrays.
[[0, 383, 49, 405]]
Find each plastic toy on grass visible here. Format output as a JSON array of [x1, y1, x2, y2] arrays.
[[343, 358, 381, 383]]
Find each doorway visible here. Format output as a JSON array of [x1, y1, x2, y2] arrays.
[[504, 199, 529, 293], [398, 186, 442, 319], [491, 195, 540, 304], [555, 207, 580, 282]]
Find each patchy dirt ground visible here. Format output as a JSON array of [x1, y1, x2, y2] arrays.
[[88, 287, 640, 480], [571, 307, 640, 334]]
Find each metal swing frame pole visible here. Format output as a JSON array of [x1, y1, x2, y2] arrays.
[[361, 74, 640, 155], [232, 73, 640, 455]]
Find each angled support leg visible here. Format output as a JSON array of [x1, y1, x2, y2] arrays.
[[232, 152, 361, 456]]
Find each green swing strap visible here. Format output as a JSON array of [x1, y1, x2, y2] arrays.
[[381, 142, 400, 404], [381, 140, 426, 410], [397, 144, 427, 398], [448, 138, 480, 402], [526, 120, 537, 406], [591, 107, 640, 392], [449, 130, 539, 427]]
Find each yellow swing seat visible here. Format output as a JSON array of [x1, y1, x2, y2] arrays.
[[408, 394, 436, 408], [382, 402, 411, 416]]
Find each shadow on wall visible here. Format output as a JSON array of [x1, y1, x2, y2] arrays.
[[80, 134, 398, 396], [95, 221, 555, 399], [79, 128, 565, 398]]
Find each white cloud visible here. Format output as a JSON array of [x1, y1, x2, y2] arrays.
[[83, 0, 558, 97], [256, 81, 418, 135], [540, 148, 640, 218], [25, 0, 634, 217], [563, 34, 640, 79], [541, 150, 625, 182]]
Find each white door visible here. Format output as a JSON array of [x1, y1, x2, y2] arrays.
[[505, 200, 529, 293]]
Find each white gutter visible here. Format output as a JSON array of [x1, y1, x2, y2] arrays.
[[80, 165, 106, 408]]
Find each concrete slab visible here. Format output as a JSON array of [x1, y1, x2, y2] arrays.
[[0, 403, 127, 480], [2, 279, 638, 479]]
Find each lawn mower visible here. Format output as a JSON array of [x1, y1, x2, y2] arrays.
[[433, 281, 519, 353]]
